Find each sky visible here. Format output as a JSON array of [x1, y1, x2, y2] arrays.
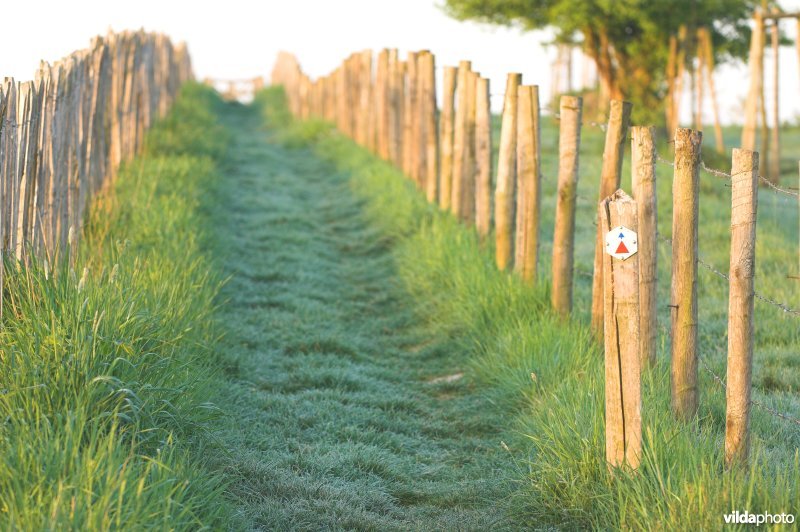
[[2, 0, 798, 125]]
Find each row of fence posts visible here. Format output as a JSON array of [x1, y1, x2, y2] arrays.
[[272, 49, 763, 469], [0, 30, 192, 309]]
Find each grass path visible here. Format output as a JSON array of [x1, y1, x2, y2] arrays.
[[206, 102, 517, 529]]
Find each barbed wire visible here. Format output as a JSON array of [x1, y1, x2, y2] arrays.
[[699, 356, 800, 427], [656, 234, 800, 318], [655, 153, 798, 198]]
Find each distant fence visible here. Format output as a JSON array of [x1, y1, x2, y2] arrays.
[[0, 30, 192, 277], [271, 48, 800, 470]]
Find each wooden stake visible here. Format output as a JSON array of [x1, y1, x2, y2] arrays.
[[451, 60, 471, 220], [724, 148, 759, 467], [495, 73, 521, 271], [475, 77, 492, 237], [462, 70, 478, 223], [769, 17, 780, 183], [631, 126, 658, 367], [514, 85, 541, 283], [699, 28, 725, 154], [422, 53, 439, 203], [666, 35, 678, 134], [439, 66, 457, 211], [600, 189, 642, 470], [671, 128, 702, 421], [591, 100, 633, 336], [742, 12, 765, 152], [551, 95, 583, 316]]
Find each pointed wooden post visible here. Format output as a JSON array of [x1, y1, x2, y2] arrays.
[[725, 148, 759, 467], [551, 95, 583, 315], [439, 66, 457, 211], [514, 85, 541, 284], [591, 100, 633, 336], [475, 77, 492, 237], [631, 126, 658, 367], [495, 73, 521, 271], [601, 190, 642, 470], [671, 128, 702, 421]]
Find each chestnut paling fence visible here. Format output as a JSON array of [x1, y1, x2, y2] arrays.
[[271, 49, 800, 470], [0, 30, 193, 292]]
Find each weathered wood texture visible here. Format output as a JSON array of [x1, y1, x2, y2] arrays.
[[514, 85, 541, 284], [591, 100, 633, 335], [671, 128, 703, 421], [494, 73, 521, 271], [631, 126, 657, 367], [600, 190, 642, 470], [439, 67, 457, 211], [725, 149, 759, 466], [474, 77, 491, 237], [0, 31, 191, 280], [551, 95, 582, 315]]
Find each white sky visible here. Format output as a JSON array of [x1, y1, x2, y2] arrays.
[[2, 0, 798, 125]]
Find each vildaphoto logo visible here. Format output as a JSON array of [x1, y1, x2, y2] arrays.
[[723, 510, 795, 526]]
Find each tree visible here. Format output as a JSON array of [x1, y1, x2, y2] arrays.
[[443, 0, 762, 123]]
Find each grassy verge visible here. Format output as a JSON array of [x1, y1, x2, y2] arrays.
[[0, 83, 230, 529], [258, 87, 799, 529]]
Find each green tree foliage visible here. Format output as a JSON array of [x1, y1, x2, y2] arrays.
[[443, 0, 764, 123]]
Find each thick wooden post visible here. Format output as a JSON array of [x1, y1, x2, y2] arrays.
[[451, 60, 471, 219], [514, 85, 541, 284], [699, 28, 725, 154], [422, 53, 439, 203], [671, 128, 702, 421], [631, 126, 658, 367], [724, 148, 759, 466], [591, 100, 633, 335], [769, 18, 780, 183], [551, 95, 583, 315], [495, 73, 521, 270], [402, 52, 418, 180], [462, 70, 478, 223], [600, 190, 642, 470], [439, 66, 457, 211], [742, 12, 764, 152], [475, 77, 492, 237]]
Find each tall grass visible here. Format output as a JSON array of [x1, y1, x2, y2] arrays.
[[0, 83, 230, 529], [259, 87, 799, 529]]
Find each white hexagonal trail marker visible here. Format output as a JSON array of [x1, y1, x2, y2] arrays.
[[605, 226, 638, 260]]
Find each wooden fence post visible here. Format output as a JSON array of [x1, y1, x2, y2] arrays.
[[439, 66, 457, 211], [495, 73, 521, 270], [451, 60, 471, 220], [631, 126, 658, 367], [600, 189, 642, 470], [514, 85, 541, 284], [402, 52, 417, 180], [462, 70, 478, 224], [551, 95, 583, 315], [725, 148, 759, 466], [671, 128, 702, 421], [591, 100, 633, 335], [422, 52, 439, 203], [475, 77, 491, 237], [742, 11, 764, 152]]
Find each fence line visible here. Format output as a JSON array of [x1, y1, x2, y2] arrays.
[[271, 49, 799, 468], [0, 30, 192, 294]]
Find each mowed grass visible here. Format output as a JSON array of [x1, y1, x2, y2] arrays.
[[204, 98, 520, 529], [255, 87, 799, 529], [0, 83, 231, 529]]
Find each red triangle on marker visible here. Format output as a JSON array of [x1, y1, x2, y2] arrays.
[[615, 241, 629, 254]]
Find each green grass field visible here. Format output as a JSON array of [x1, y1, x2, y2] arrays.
[[1, 82, 796, 529], [242, 87, 799, 528], [0, 84, 231, 528]]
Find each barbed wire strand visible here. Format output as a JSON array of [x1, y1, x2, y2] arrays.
[[656, 235, 800, 317]]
